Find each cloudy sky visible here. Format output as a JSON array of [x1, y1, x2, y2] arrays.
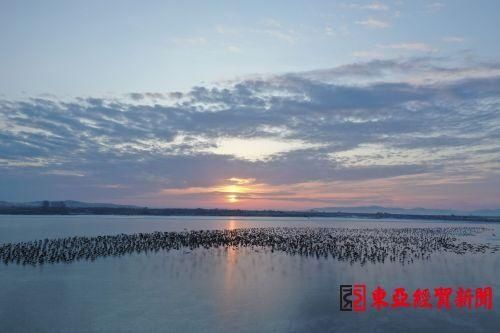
[[1, 0, 500, 210]]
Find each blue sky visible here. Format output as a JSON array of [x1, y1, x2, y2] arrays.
[[2, 0, 500, 97], [1, 1, 500, 209]]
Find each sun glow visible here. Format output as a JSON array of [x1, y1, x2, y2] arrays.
[[219, 184, 247, 193], [227, 177, 255, 185], [222, 177, 255, 203], [227, 194, 239, 203]]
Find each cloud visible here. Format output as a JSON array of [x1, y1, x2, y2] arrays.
[[261, 18, 282, 28], [215, 25, 240, 35], [226, 45, 242, 54], [324, 26, 336, 37], [203, 137, 322, 161], [377, 43, 438, 53], [251, 18, 298, 44], [254, 28, 297, 44], [352, 50, 384, 58], [443, 36, 465, 43], [426, 2, 445, 12], [170, 36, 207, 46], [324, 25, 349, 37], [344, 2, 389, 11], [227, 177, 256, 185], [355, 18, 390, 28], [1, 56, 500, 208], [42, 170, 85, 177]]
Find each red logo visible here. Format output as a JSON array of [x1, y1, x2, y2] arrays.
[[341, 285, 493, 311]]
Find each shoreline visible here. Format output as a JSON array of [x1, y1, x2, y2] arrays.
[[1, 207, 499, 223]]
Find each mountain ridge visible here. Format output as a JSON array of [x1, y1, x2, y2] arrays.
[[312, 205, 500, 217], [0, 200, 138, 209]]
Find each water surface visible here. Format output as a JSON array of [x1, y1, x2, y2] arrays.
[[0, 215, 498, 332]]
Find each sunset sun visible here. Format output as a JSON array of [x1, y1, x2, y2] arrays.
[[219, 177, 256, 204], [227, 194, 238, 203]]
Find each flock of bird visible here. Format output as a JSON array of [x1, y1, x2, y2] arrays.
[[0, 227, 497, 266]]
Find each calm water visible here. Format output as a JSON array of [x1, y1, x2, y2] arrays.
[[0, 215, 499, 333]]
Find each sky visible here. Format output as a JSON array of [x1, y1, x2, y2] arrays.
[[1, 0, 500, 210]]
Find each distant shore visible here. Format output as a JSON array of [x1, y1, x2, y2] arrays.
[[1, 206, 499, 223]]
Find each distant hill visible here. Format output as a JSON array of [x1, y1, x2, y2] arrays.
[[472, 208, 500, 217], [312, 205, 500, 217], [0, 200, 137, 209]]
